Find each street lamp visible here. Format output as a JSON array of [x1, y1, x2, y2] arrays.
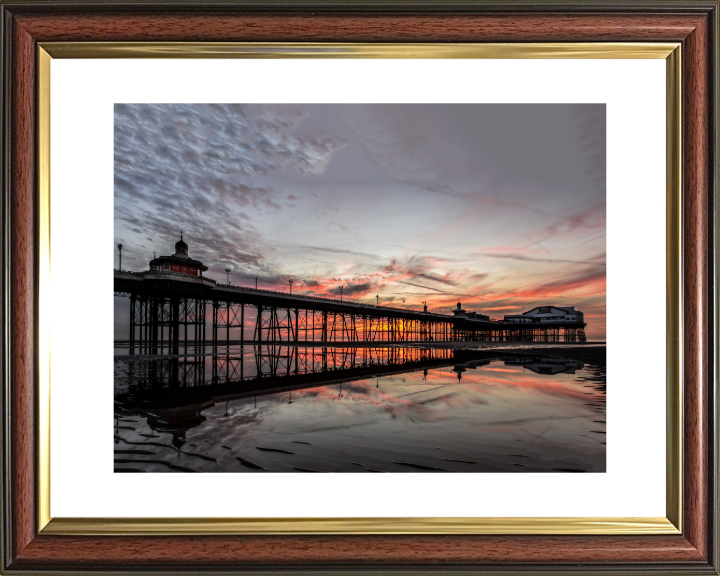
[[289, 279, 293, 294], [376, 295, 379, 307], [339, 286, 344, 301], [225, 268, 231, 285], [117, 244, 123, 271]]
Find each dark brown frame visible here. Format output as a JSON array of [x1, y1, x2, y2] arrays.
[[1, 1, 718, 573]]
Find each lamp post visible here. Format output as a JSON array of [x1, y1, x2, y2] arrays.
[[225, 268, 231, 285], [376, 295, 379, 307], [289, 279, 293, 295], [255, 277, 258, 290], [117, 244, 123, 271], [339, 286, 344, 301]]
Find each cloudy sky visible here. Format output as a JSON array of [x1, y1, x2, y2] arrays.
[[114, 104, 606, 339]]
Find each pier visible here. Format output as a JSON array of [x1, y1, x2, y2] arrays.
[[114, 237, 587, 354], [115, 268, 587, 352]]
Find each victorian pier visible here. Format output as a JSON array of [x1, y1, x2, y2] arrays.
[[114, 237, 588, 354]]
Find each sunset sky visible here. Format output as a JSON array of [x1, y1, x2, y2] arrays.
[[114, 104, 606, 339]]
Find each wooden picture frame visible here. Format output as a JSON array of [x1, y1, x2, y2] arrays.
[[1, 1, 717, 573]]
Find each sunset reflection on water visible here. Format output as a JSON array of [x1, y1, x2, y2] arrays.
[[114, 345, 605, 473]]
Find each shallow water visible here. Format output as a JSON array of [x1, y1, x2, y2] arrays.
[[114, 344, 606, 473]]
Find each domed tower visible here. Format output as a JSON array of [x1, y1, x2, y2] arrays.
[[174, 232, 189, 257], [452, 301, 466, 316], [148, 232, 208, 276]]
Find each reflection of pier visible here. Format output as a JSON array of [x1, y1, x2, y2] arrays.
[[505, 357, 585, 375], [117, 347, 591, 417], [114, 237, 588, 353], [450, 358, 493, 381], [118, 346, 456, 410]]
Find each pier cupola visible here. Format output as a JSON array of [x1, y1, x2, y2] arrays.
[[175, 232, 189, 256], [149, 233, 208, 276], [452, 302, 466, 316]]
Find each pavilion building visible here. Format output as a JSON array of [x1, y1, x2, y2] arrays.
[[149, 234, 208, 276], [504, 306, 584, 324]]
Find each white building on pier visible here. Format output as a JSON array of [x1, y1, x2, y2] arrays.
[[503, 306, 584, 324]]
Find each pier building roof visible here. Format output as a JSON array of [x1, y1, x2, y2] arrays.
[[149, 254, 208, 270], [148, 234, 208, 274], [504, 306, 584, 324], [452, 301, 490, 320]]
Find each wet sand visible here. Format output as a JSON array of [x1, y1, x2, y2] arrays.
[[114, 345, 606, 473]]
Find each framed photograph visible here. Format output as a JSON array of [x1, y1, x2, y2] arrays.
[[1, 1, 717, 574]]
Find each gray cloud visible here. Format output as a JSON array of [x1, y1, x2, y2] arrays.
[[395, 280, 449, 293], [295, 245, 379, 260], [471, 252, 603, 266], [334, 282, 374, 297], [114, 104, 346, 274]]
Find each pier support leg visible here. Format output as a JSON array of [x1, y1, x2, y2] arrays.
[[212, 301, 218, 352], [151, 297, 159, 354], [129, 294, 136, 354], [171, 296, 180, 355]]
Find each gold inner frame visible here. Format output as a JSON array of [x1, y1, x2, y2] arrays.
[[36, 42, 682, 536]]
